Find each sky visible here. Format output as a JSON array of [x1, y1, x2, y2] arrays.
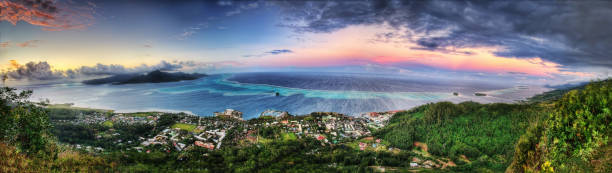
[[1, 0, 611, 85]]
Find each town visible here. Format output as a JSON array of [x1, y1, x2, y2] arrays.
[[46, 102, 473, 170], [48, 105, 393, 153]]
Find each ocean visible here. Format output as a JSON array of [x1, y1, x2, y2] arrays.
[[20, 72, 549, 119]]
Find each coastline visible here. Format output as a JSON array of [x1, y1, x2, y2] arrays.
[[27, 73, 551, 119]]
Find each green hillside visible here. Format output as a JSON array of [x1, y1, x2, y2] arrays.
[[509, 79, 612, 172], [375, 79, 611, 172], [375, 101, 547, 172]]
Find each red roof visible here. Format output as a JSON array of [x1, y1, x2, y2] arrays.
[[195, 141, 215, 150], [317, 135, 326, 140], [369, 112, 379, 117]]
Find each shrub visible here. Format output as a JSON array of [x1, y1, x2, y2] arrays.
[[458, 101, 481, 113], [450, 141, 481, 158], [383, 127, 414, 149], [0, 87, 53, 157], [508, 120, 547, 172], [546, 80, 611, 168]]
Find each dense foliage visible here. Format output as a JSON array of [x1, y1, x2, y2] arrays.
[[100, 131, 420, 172], [0, 87, 53, 157], [546, 80, 611, 171], [510, 79, 612, 172], [377, 101, 543, 172], [424, 101, 462, 124], [0, 87, 113, 172]]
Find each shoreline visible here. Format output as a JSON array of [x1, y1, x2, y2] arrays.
[[30, 73, 551, 119]]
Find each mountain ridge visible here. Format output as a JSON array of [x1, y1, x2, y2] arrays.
[[82, 70, 207, 85]]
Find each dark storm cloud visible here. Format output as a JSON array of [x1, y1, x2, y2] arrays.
[[20, 0, 57, 13], [7, 61, 64, 80], [77, 60, 182, 76], [275, 0, 612, 68], [5, 60, 183, 81]]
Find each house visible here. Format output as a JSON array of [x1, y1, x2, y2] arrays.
[[359, 142, 367, 150], [214, 109, 243, 120], [410, 162, 419, 168], [173, 142, 186, 151], [316, 135, 326, 141], [154, 135, 167, 142], [369, 112, 379, 117], [195, 141, 215, 150], [260, 109, 289, 119], [194, 133, 207, 141]]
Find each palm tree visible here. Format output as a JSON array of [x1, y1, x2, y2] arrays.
[[1, 73, 7, 86]]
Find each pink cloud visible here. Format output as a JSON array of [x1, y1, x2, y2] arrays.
[[15, 40, 41, 47], [247, 25, 592, 78], [0, 41, 9, 48], [0, 0, 95, 31]]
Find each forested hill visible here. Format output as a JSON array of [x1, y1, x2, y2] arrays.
[[508, 79, 612, 172], [83, 70, 207, 85], [375, 100, 541, 171], [375, 79, 611, 172]]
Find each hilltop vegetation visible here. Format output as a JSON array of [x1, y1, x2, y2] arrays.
[[376, 101, 546, 172], [0, 87, 112, 172], [375, 79, 612, 172], [509, 79, 612, 172]]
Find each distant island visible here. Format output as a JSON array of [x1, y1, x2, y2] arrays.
[[474, 92, 487, 96], [83, 70, 207, 85]]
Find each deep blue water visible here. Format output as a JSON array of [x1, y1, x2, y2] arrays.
[[22, 72, 548, 119]]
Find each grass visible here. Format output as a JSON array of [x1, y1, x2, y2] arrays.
[[591, 141, 612, 172], [47, 104, 112, 113], [257, 136, 273, 144], [345, 138, 384, 151], [102, 121, 113, 128], [281, 133, 297, 141], [125, 112, 153, 117], [46, 104, 113, 120], [171, 123, 199, 132]]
